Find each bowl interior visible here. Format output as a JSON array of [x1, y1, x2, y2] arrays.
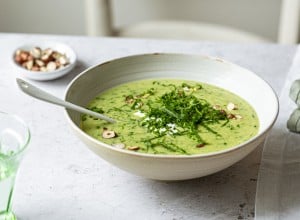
[[65, 53, 278, 154]]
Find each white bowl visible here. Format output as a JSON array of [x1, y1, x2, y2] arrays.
[[12, 42, 76, 81], [64, 53, 278, 181]]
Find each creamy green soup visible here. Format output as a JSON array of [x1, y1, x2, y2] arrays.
[[81, 79, 259, 155]]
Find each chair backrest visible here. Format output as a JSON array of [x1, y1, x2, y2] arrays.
[[278, 0, 300, 44], [84, 0, 300, 44]]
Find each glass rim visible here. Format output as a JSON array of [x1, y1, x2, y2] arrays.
[[0, 111, 31, 159]]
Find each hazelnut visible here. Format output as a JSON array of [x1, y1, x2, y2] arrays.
[[196, 143, 205, 148], [41, 54, 50, 62], [58, 56, 69, 65], [102, 129, 117, 139], [227, 113, 236, 119], [128, 146, 140, 151], [25, 60, 33, 70], [15, 47, 70, 72], [43, 48, 53, 56], [15, 49, 22, 56], [20, 51, 29, 62], [30, 47, 42, 59], [35, 59, 45, 67], [27, 55, 34, 61], [14, 55, 22, 64], [46, 61, 57, 71], [31, 66, 40, 71], [40, 66, 47, 72]]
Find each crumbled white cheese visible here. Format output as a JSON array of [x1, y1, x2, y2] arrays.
[[134, 111, 145, 117], [183, 87, 190, 91], [169, 129, 178, 134], [167, 123, 176, 128], [227, 102, 237, 111], [159, 128, 167, 134]]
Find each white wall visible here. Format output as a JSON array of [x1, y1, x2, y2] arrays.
[[0, 0, 282, 41], [0, 0, 85, 35]]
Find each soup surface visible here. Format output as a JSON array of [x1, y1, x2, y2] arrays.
[[81, 79, 259, 155]]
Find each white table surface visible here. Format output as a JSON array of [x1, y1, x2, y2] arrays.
[[0, 33, 296, 220]]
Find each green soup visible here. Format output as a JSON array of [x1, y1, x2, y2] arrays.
[[81, 79, 259, 155]]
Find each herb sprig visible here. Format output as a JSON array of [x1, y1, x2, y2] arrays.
[[140, 84, 228, 146]]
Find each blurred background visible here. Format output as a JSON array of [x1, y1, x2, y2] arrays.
[[0, 0, 299, 44]]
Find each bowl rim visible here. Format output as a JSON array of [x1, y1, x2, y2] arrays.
[[12, 41, 77, 75], [64, 52, 279, 159]]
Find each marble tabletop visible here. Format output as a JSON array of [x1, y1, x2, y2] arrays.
[[0, 33, 296, 220]]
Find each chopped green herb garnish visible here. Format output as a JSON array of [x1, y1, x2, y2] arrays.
[[141, 85, 227, 145], [81, 79, 259, 155], [88, 106, 105, 114]]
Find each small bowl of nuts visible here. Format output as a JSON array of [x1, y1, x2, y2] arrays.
[[13, 42, 76, 81]]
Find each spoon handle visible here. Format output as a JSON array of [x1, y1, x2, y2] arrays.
[[16, 78, 116, 123]]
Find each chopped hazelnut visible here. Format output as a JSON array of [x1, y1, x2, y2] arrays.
[[14, 46, 70, 72], [227, 113, 236, 119], [46, 61, 57, 71], [31, 66, 40, 71], [30, 47, 42, 59], [35, 59, 45, 67], [128, 146, 140, 151], [102, 129, 117, 139], [25, 60, 33, 70], [196, 143, 205, 148]]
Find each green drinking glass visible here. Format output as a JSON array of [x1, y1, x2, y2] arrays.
[[0, 112, 30, 220]]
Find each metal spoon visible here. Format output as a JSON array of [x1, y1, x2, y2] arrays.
[[16, 78, 116, 123]]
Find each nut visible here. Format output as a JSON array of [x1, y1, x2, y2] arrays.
[[14, 54, 22, 64], [227, 113, 236, 119], [25, 60, 33, 70], [41, 54, 50, 62], [35, 59, 45, 67], [40, 66, 47, 72], [46, 61, 57, 71], [196, 143, 205, 148], [58, 56, 68, 65], [31, 66, 40, 71], [102, 129, 117, 139], [30, 47, 42, 58], [128, 146, 140, 151], [20, 51, 29, 62], [43, 48, 53, 56], [14, 46, 70, 72], [15, 49, 22, 56]]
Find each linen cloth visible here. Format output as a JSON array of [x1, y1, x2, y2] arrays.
[[256, 46, 300, 219]]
